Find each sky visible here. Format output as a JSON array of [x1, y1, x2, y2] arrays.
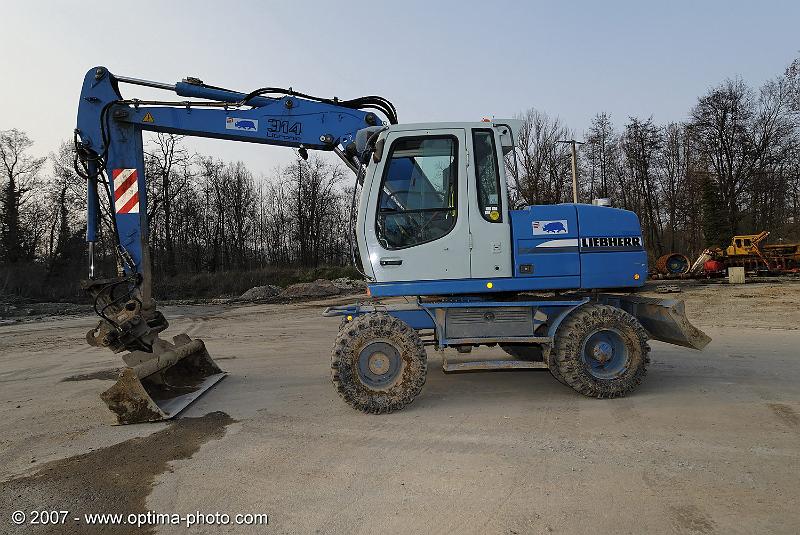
[[1, 0, 798, 178]]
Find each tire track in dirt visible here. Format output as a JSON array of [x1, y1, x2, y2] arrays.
[[669, 504, 716, 534], [767, 403, 800, 428]]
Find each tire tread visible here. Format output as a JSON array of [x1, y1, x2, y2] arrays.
[[331, 313, 427, 414], [552, 304, 650, 398]]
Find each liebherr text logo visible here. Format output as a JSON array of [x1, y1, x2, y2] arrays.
[[580, 236, 643, 250]]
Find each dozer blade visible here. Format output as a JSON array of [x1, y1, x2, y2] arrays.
[[600, 295, 711, 350], [100, 334, 226, 424]]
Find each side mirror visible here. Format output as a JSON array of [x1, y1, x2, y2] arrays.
[[372, 138, 386, 163], [499, 128, 515, 155], [493, 120, 522, 155]]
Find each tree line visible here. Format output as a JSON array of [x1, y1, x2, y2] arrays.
[[0, 131, 353, 298], [142, 134, 351, 277], [1, 56, 798, 298]]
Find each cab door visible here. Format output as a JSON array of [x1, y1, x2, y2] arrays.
[[362, 129, 471, 282], [467, 127, 512, 278]]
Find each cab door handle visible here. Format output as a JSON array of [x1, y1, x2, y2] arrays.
[[380, 258, 403, 266]]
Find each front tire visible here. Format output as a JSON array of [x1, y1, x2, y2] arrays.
[[331, 313, 427, 413], [552, 304, 650, 398]]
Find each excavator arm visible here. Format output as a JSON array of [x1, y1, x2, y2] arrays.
[[74, 66, 395, 423]]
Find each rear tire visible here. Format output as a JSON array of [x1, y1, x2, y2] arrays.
[[331, 313, 427, 414], [552, 304, 649, 398]]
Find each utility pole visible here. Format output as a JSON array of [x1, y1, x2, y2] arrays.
[[557, 139, 584, 204]]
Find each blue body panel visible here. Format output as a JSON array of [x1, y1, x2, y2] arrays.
[[125, 104, 366, 151], [580, 251, 647, 288], [574, 204, 648, 288], [368, 203, 647, 297], [368, 275, 581, 297], [511, 205, 580, 278], [387, 309, 435, 330]]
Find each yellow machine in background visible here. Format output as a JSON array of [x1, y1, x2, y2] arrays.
[[677, 231, 800, 277], [722, 231, 800, 272], [726, 231, 770, 256]]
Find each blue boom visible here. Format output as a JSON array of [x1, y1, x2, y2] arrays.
[[76, 66, 387, 275]]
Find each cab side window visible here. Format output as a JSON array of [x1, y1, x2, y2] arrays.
[[472, 129, 502, 222], [376, 136, 458, 250]]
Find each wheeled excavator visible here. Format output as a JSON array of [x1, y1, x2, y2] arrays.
[[75, 67, 710, 423]]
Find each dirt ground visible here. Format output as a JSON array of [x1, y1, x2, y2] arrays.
[[1, 279, 799, 534]]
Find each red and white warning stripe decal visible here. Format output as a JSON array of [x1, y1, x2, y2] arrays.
[[113, 168, 139, 214]]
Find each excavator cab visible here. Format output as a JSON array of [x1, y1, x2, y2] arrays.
[[356, 122, 520, 284]]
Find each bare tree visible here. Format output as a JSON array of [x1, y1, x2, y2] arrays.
[[194, 156, 227, 272], [690, 79, 761, 238], [585, 112, 615, 199], [507, 109, 573, 206], [786, 55, 800, 112], [224, 161, 257, 269], [145, 133, 191, 275], [284, 156, 345, 267], [263, 177, 293, 265], [748, 77, 797, 232], [658, 123, 689, 252], [0, 129, 46, 262], [621, 117, 664, 256], [43, 141, 86, 273]]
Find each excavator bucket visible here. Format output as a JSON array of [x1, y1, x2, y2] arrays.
[[100, 334, 226, 425]]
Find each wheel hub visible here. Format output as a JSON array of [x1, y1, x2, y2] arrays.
[[368, 352, 391, 375], [358, 342, 402, 389], [591, 341, 614, 363], [581, 329, 629, 380]]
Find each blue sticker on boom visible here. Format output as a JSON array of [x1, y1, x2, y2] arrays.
[[226, 117, 258, 131]]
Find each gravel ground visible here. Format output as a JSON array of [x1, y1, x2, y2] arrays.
[[1, 281, 799, 534]]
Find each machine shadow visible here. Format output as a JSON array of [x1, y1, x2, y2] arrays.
[[417, 352, 575, 409]]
